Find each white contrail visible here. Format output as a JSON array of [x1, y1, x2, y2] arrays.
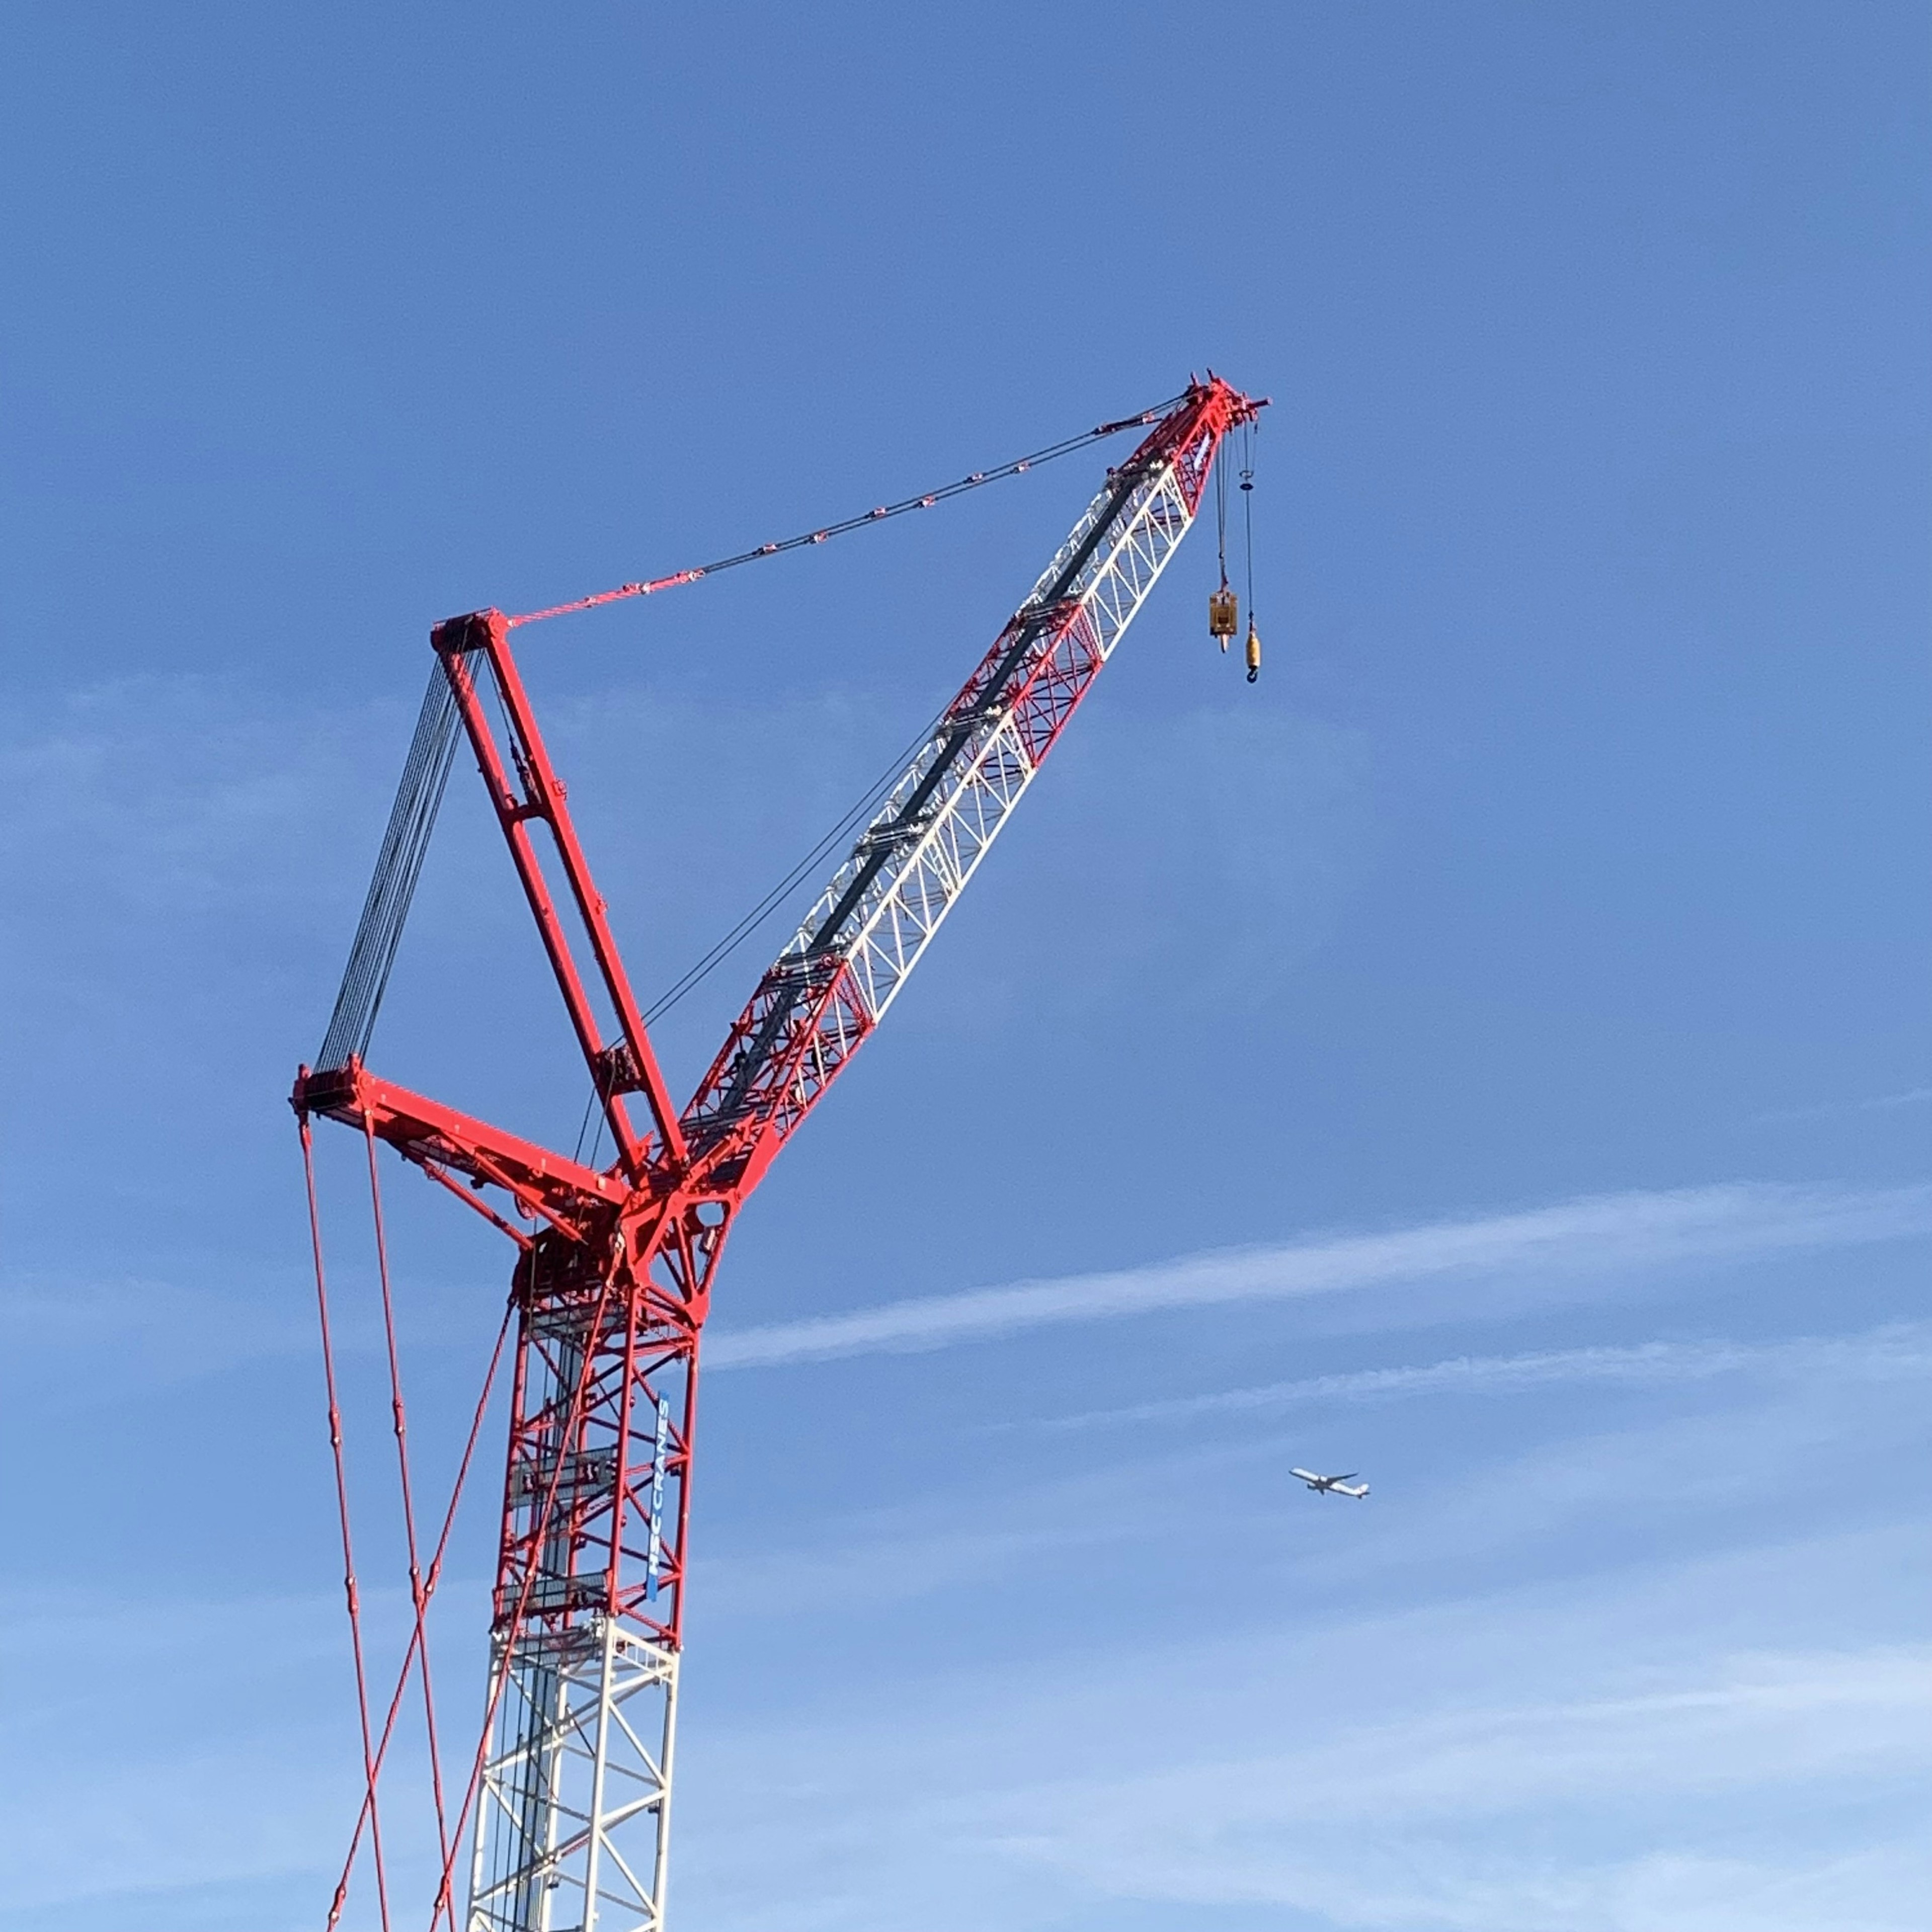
[[1026, 1324, 1932, 1431], [705, 1181, 1932, 1370], [1758, 1086, 1932, 1123]]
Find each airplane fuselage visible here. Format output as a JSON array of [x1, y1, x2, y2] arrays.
[[1291, 1467, 1370, 1498]]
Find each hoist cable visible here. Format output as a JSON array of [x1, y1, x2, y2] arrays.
[[504, 395, 1185, 629], [1242, 422, 1257, 618], [579, 689, 965, 1147], [637, 690, 957, 1030], [363, 1115, 453, 1876], [1215, 445, 1229, 586], [571, 1082, 600, 1166], [300, 1116, 394, 1932]]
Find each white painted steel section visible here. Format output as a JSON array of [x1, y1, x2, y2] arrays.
[[468, 1626, 679, 1932], [785, 457, 1195, 1026]]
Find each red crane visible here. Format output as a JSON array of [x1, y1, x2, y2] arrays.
[[293, 374, 1265, 1932]]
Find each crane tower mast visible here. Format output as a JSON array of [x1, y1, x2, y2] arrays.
[[293, 374, 1264, 1932]]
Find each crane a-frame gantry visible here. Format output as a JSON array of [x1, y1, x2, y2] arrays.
[[292, 375, 1265, 1932]]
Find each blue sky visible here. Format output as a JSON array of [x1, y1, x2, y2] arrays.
[[2, 4, 1928, 1929]]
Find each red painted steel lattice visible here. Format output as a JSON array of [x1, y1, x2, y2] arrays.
[[293, 375, 1264, 1932]]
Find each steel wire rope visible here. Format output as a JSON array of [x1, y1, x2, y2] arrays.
[[299, 1117, 394, 1932], [327, 1297, 516, 1927], [330, 393, 1180, 1089], [318, 668, 462, 1073], [1216, 439, 1230, 586], [1242, 421, 1258, 624], [594, 394, 1206, 1120], [504, 395, 1184, 629], [306, 386, 1224, 1915], [566, 689, 963, 1165], [362, 1115, 454, 1878], [640, 691, 959, 1028], [571, 1078, 601, 1167]]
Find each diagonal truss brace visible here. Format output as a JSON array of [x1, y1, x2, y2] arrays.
[[468, 1622, 678, 1932]]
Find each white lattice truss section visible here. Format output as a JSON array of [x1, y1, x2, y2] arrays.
[[470, 1625, 679, 1932], [786, 456, 1193, 1027]]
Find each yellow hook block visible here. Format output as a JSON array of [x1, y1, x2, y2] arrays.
[[1209, 586, 1239, 647]]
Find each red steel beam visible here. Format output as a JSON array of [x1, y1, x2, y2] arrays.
[[432, 609, 689, 1182]]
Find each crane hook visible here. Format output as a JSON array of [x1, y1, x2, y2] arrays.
[[1244, 619, 1261, 683]]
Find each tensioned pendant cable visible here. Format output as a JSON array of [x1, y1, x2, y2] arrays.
[[320, 395, 1183, 1077], [505, 396, 1182, 627]]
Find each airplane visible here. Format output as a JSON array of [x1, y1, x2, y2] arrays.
[[1292, 1468, 1370, 1498]]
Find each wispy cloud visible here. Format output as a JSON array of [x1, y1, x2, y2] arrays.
[[1025, 1323, 1932, 1432], [0, 1268, 467, 1384], [1862, 1086, 1932, 1111], [1756, 1086, 1932, 1124], [694, 1319, 1931, 1630], [705, 1182, 1932, 1369], [679, 1546, 1932, 1932], [954, 1644, 1932, 1932], [0, 675, 385, 924]]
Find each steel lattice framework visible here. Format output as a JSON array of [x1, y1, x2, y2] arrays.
[[293, 374, 1263, 1932]]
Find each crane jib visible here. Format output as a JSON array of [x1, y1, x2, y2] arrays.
[[803, 606, 1058, 952], [681, 377, 1263, 1176], [796, 451, 1154, 954], [680, 467, 1160, 1146]]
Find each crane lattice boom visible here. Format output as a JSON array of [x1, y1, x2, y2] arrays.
[[291, 373, 1263, 1932], [684, 376, 1258, 1192]]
